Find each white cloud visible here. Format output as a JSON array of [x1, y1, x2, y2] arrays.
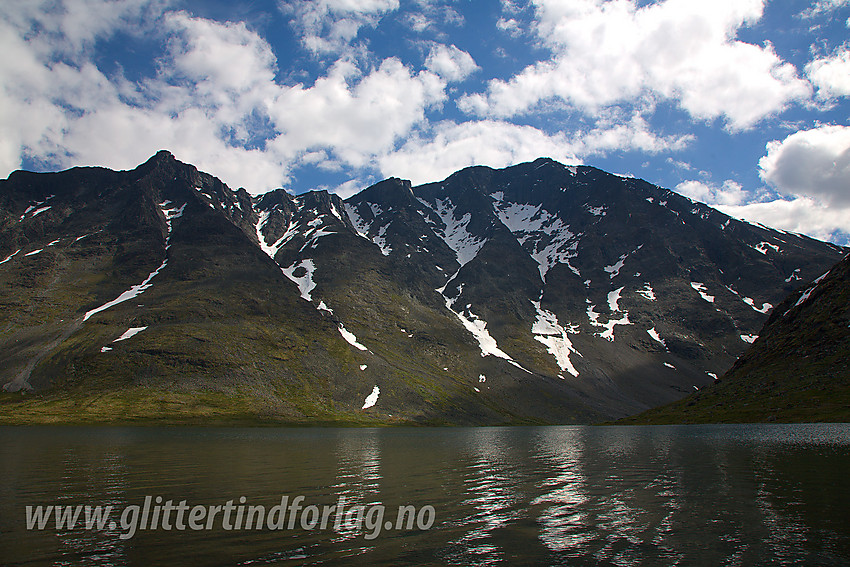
[[806, 45, 850, 99], [496, 17, 522, 38], [758, 124, 850, 206], [266, 58, 446, 169], [799, 0, 850, 19], [280, 0, 399, 55], [675, 179, 748, 206], [376, 112, 693, 186], [377, 120, 580, 184], [328, 178, 367, 199], [461, 0, 811, 130], [0, 1, 454, 193], [570, 113, 694, 155], [717, 197, 850, 244], [424, 44, 478, 82], [1, 0, 163, 56]]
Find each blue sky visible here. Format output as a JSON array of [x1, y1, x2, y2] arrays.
[[2, 0, 849, 243]]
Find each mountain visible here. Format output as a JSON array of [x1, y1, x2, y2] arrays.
[[619, 251, 850, 424], [0, 152, 844, 424]]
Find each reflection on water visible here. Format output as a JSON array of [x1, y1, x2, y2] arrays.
[[1, 424, 849, 566]]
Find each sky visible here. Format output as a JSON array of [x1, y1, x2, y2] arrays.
[[2, 0, 849, 244]]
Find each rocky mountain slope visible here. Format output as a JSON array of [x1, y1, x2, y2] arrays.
[[620, 251, 850, 424], [0, 152, 844, 424]]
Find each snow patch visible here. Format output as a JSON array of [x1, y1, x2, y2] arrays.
[[753, 241, 780, 255], [114, 327, 147, 342], [255, 211, 298, 259], [281, 259, 317, 301], [741, 296, 772, 314], [740, 334, 758, 343], [531, 301, 581, 377], [374, 224, 392, 256], [343, 203, 373, 240], [338, 324, 368, 351], [724, 285, 772, 313], [607, 287, 624, 312], [587, 303, 632, 341], [361, 385, 379, 409], [647, 327, 666, 348], [663, 362, 676, 369], [603, 245, 642, 279], [784, 268, 801, 283], [690, 282, 715, 303]]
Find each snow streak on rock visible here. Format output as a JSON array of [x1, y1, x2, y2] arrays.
[[343, 203, 391, 254], [255, 210, 297, 259], [785, 268, 801, 283], [422, 197, 486, 266], [114, 327, 147, 342], [723, 285, 772, 314], [491, 196, 580, 280], [373, 224, 392, 256], [636, 283, 656, 301], [0, 250, 20, 265], [344, 203, 371, 238], [789, 269, 831, 312], [531, 301, 581, 377], [439, 284, 530, 372], [84, 202, 184, 321]]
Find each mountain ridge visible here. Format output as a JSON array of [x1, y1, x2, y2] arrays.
[[0, 151, 844, 424]]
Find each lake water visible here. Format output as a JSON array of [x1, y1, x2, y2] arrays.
[[1, 424, 849, 566]]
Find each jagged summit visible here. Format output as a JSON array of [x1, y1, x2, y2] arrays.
[[0, 153, 844, 424]]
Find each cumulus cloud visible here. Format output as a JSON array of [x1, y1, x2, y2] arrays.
[[806, 45, 850, 99], [0, 0, 453, 193], [716, 198, 850, 244], [424, 44, 478, 82], [799, 0, 850, 19], [675, 179, 748, 206], [376, 113, 691, 185], [758, 124, 850, 206], [461, 0, 811, 130], [266, 58, 446, 168], [377, 120, 580, 184], [280, 0, 399, 55]]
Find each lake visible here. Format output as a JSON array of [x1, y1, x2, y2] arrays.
[[1, 424, 848, 566]]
